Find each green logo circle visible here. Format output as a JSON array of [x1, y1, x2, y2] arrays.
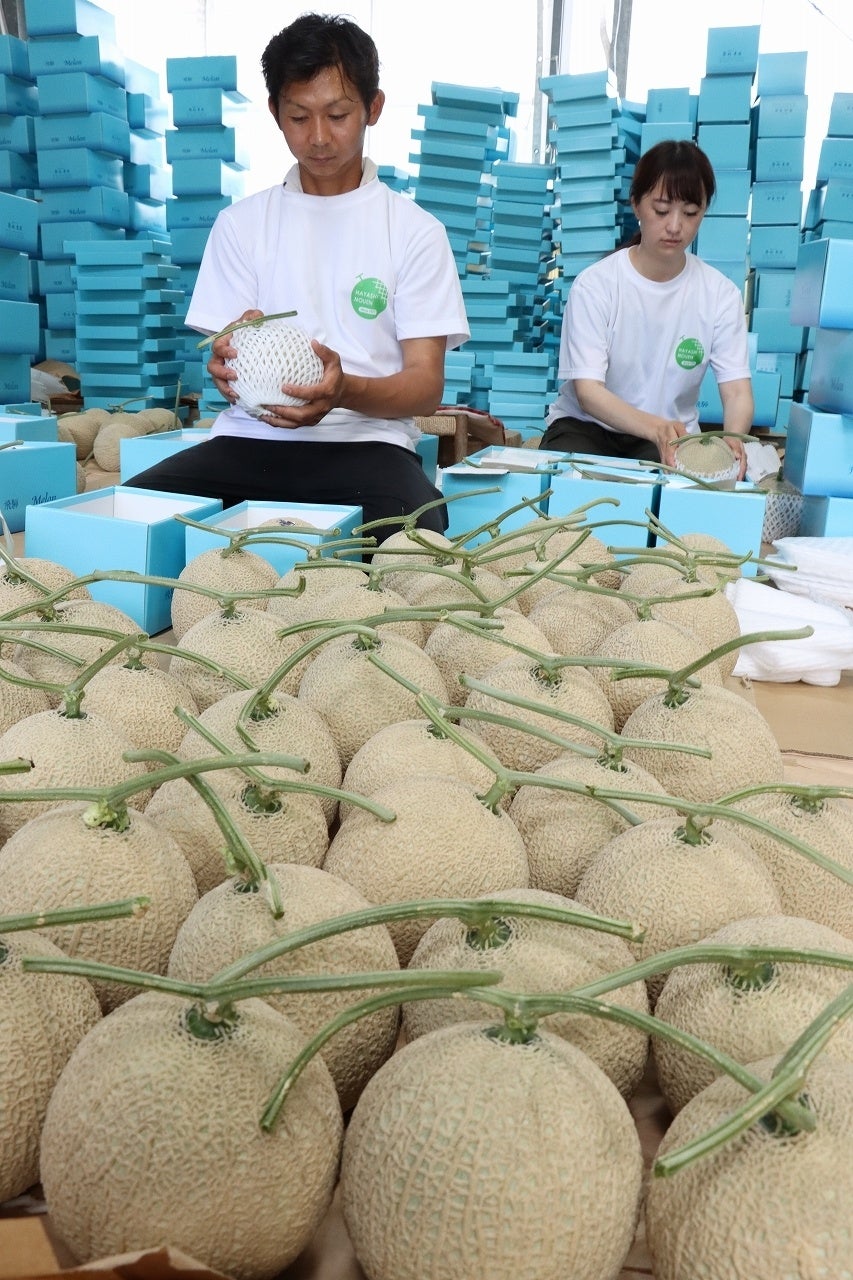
[[675, 337, 705, 370], [351, 276, 389, 320]]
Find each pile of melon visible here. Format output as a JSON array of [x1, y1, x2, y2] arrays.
[[1, 505, 851, 1280], [54, 405, 216, 492]]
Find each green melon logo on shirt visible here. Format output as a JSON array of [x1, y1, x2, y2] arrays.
[[675, 337, 705, 369], [351, 275, 389, 319]]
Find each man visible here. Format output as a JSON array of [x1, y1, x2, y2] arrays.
[[126, 13, 469, 537]]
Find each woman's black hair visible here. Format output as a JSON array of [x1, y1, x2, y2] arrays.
[[262, 12, 380, 114], [629, 139, 716, 209]]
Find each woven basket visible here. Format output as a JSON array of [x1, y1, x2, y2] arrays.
[[225, 317, 323, 417]]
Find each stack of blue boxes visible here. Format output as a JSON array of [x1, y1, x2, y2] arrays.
[[165, 55, 249, 404], [749, 50, 810, 435], [804, 94, 853, 244], [540, 70, 625, 308], [72, 237, 184, 410], [785, 236, 853, 534], [640, 85, 696, 155], [0, 190, 40, 401], [0, 30, 37, 195]]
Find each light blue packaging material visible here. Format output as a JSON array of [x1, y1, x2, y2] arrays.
[[0, 440, 76, 532], [167, 86, 248, 129], [440, 446, 562, 545], [640, 120, 694, 154], [24, 486, 223, 633], [753, 136, 806, 183], [696, 214, 748, 260], [705, 25, 760, 76], [0, 114, 35, 153], [749, 181, 804, 227], [797, 495, 853, 535], [0, 192, 38, 255], [696, 122, 751, 169], [546, 455, 659, 553], [756, 51, 807, 97], [806, 328, 853, 415], [817, 137, 853, 182], [645, 87, 692, 121], [656, 479, 766, 569], [183, 501, 364, 578], [0, 33, 29, 78], [166, 55, 240, 93], [0, 412, 58, 442], [783, 401, 853, 496], [753, 94, 808, 138], [790, 239, 853, 328], [698, 74, 753, 123], [828, 92, 853, 138], [118, 428, 211, 481], [23, 0, 116, 40], [749, 223, 801, 270], [36, 70, 125, 118], [750, 306, 805, 354], [27, 35, 124, 85], [755, 269, 797, 309], [708, 168, 751, 215], [0, 248, 30, 301]]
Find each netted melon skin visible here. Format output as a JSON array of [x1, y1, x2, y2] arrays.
[[0, 931, 101, 1202], [404, 887, 650, 1097], [40, 993, 342, 1280], [653, 914, 853, 1112], [341, 1022, 643, 1280], [168, 863, 400, 1111], [646, 1056, 853, 1280]]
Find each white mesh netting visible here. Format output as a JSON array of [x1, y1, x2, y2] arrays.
[[225, 318, 324, 417]]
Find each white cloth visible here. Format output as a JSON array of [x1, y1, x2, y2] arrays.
[[186, 164, 469, 450], [726, 575, 853, 685], [547, 249, 751, 435]]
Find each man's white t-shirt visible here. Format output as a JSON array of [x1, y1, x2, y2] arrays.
[[187, 160, 469, 449], [547, 248, 751, 435]]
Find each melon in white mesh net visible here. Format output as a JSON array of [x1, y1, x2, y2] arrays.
[[224, 317, 324, 417], [673, 434, 740, 483]]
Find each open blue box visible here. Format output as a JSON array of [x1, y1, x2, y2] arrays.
[[183, 501, 364, 578], [440, 447, 565, 546], [546, 455, 659, 555], [0, 441, 76, 533], [119, 428, 212, 481], [24, 486, 223, 634], [655, 476, 767, 571]]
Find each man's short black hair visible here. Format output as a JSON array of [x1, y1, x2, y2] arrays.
[[262, 12, 380, 113]]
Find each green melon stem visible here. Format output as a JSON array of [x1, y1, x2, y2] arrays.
[[255, 621, 382, 697], [195, 309, 299, 349], [448, 488, 555, 548], [457, 513, 588, 571], [261, 982, 813, 1137], [90, 567, 305, 612], [716, 781, 853, 812], [59, 631, 150, 717], [655, 983, 853, 1176], [208, 896, 644, 993], [0, 758, 32, 777], [169, 708, 396, 823], [612, 625, 815, 703], [0, 896, 149, 935]]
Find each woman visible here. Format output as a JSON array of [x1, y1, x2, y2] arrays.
[[540, 140, 752, 474]]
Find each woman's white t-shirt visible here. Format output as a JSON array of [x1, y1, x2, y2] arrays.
[[547, 248, 751, 435], [187, 162, 469, 449]]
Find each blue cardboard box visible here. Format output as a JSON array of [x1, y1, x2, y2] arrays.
[[705, 25, 760, 76], [750, 181, 804, 227], [34, 110, 130, 156], [756, 269, 797, 309], [818, 137, 853, 182], [698, 74, 753, 123], [783, 401, 853, 496], [696, 123, 751, 170], [546, 455, 659, 553], [696, 215, 749, 261], [38, 186, 129, 226], [36, 70, 126, 118], [440, 446, 563, 545], [23, 0, 116, 40], [0, 300, 39, 354], [170, 87, 247, 129], [655, 478, 766, 568], [640, 120, 694, 154], [756, 51, 807, 97], [754, 94, 808, 138], [169, 158, 244, 199], [708, 168, 751, 216], [0, 114, 35, 153], [0, 192, 38, 255], [0, 412, 58, 442], [750, 306, 805, 354], [0, 34, 29, 78], [36, 146, 124, 191], [790, 238, 853, 328], [24, 485, 223, 633], [183, 501, 364, 578], [27, 35, 125, 85], [166, 55, 241, 93], [0, 75, 37, 116], [753, 136, 805, 183], [0, 248, 30, 301], [797, 495, 853, 536], [0, 440, 76, 532], [749, 223, 801, 270], [119, 427, 211, 480], [806, 328, 853, 415], [644, 87, 692, 120], [828, 93, 853, 138]]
